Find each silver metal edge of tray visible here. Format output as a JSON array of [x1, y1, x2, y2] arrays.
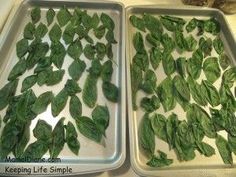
[[0, 0, 126, 176], [126, 5, 236, 177]]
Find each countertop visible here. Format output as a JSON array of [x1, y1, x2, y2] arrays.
[[0, 0, 235, 177]]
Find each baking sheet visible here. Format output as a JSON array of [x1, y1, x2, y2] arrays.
[[126, 5, 236, 177], [0, 0, 126, 176]]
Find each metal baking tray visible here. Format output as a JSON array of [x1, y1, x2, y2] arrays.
[[126, 5, 236, 177], [0, 0, 126, 176]]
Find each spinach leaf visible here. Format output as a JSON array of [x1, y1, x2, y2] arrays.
[[216, 135, 232, 164], [150, 47, 162, 70], [66, 121, 80, 155], [82, 75, 98, 108], [57, 6, 71, 27], [33, 119, 52, 143], [37, 67, 53, 86], [140, 95, 160, 113], [105, 30, 117, 44], [64, 79, 81, 96], [166, 113, 178, 149], [87, 59, 102, 77], [102, 82, 119, 103], [101, 60, 113, 82], [199, 37, 212, 57], [8, 59, 27, 81], [186, 18, 198, 32], [147, 151, 173, 167], [34, 57, 52, 74], [213, 37, 224, 54], [51, 41, 66, 69], [16, 39, 28, 58], [68, 59, 86, 81], [84, 44, 96, 60], [196, 141, 215, 157], [91, 13, 99, 29], [162, 53, 175, 76], [156, 77, 176, 112], [49, 23, 62, 42], [35, 22, 48, 39], [0, 79, 18, 110], [175, 30, 187, 52], [133, 50, 149, 71], [173, 75, 190, 101], [203, 57, 221, 83], [94, 25, 106, 39], [204, 18, 220, 35], [146, 33, 160, 47], [150, 114, 167, 142], [63, 23, 75, 45], [219, 83, 236, 109], [23, 22, 35, 40], [95, 42, 107, 60], [69, 95, 82, 120], [31, 91, 53, 115], [46, 69, 65, 86], [76, 116, 102, 143], [185, 35, 197, 51], [176, 57, 186, 78], [161, 33, 175, 53], [67, 40, 83, 60], [222, 67, 236, 88], [219, 53, 231, 70], [101, 13, 115, 31], [46, 8, 55, 26], [202, 80, 220, 107], [106, 43, 113, 60], [22, 140, 48, 159], [50, 118, 65, 158], [31, 7, 41, 24], [140, 69, 157, 94], [92, 105, 110, 136], [133, 32, 144, 51], [187, 49, 203, 80], [139, 113, 155, 157], [143, 13, 163, 34], [51, 89, 68, 117], [130, 15, 145, 32], [131, 63, 143, 110], [228, 134, 236, 155]]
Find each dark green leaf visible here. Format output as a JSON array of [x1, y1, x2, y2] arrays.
[[57, 6, 71, 27], [222, 67, 236, 88], [133, 32, 144, 51], [166, 113, 178, 149], [87, 59, 102, 77], [102, 82, 119, 102], [147, 151, 173, 167], [176, 57, 186, 78], [204, 18, 220, 35], [22, 140, 48, 159], [51, 89, 68, 117], [140, 95, 160, 113], [150, 47, 162, 70], [94, 25, 106, 39], [162, 53, 175, 76], [64, 79, 81, 96], [66, 121, 80, 155], [213, 37, 224, 54], [146, 33, 160, 47], [69, 95, 82, 120], [199, 37, 212, 57], [101, 60, 113, 82], [37, 67, 53, 86], [219, 53, 231, 70], [173, 75, 190, 101], [161, 33, 175, 53], [51, 41, 66, 69], [46, 8, 55, 26], [35, 22, 48, 39], [91, 13, 99, 29], [67, 40, 83, 60], [133, 50, 149, 71], [31, 7, 41, 24], [150, 114, 167, 142], [46, 69, 65, 86], [101, 13, 114, 31], [34, 57, 52, 74], [216, 135, 232, 164], [95, 42, 107, 60], [63, 23, 75, 44], [8, 59, 27, 81], [202, 80, 220, 107], [23, 22, 35, 40], [84, 44, 96, 60], [49, 23, 62, 42], [187, 49, 203, 80], [68, 59, 86, 81], [228, 134, 236, 155], [196, 141, 215, 157], [16, 39, 28, 58], [33, 119, 52, 142], [129, 15, 145, 32], [175, 30, 187, 52], [185, 35, 197, 51], [105, 30, 117, 44], [186, 18, 197, 32], [143, 13, 163, 34], [140, 69, 157, 94], [31, 91, 53, 115], [203, 57, 221, 83]]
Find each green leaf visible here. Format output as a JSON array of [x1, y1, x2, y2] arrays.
[[23, 22, 35, 40], [162, 53, 175, 76], [34, 57, 52, 74], [16, 39, 28, 58], [176, 57, 186, 78], [175, 30, 187, 52], [222, 67, 236, 88], [91, 13, 99, 29], [140, 69, 157, 94], [173, 75, 190, 101], [57, 6, 71, 27], [22, 140, 48, 159], [50, 118, 65, 158], [31, 91, 53, 115], [45, 69, 65, 86], [69, 95, 82, 120], [147, 151, 173, 167], [76, 116, 102, 143], [140, 95, 160, 113], [87, 59, 102, 77], [186, 18, 197, 32], [95, 42, 107, 60], [51, 42, 66, 69], [146, 33, 160, 47], [33, 119, 52, 143], [213, 37, 224, 54], [94, 25, 106, 39], [204, 18, 220, 35], [101, 60, 113, 82], [139, 113, 155, 156], [37, 67, 53, 86], [166, 113, 178, 149], [51, 89, 68, 117], [150, 47, 162, 70], [105, 30, 117, 44], [133, 50, 149, 72], [143, 13, 163, 34], [68, 59, 86, 81], [196, 141, 215, 157], [202, 80, 220, 107], [31, 7, 41, 24], [82, 75, 98, 108], [156, 77, 176, 112], [150, 114, 167, 142], [160, 15, 185, 32], [199, 37, 212, 57], [102, 82, 119, 103], [228, 134, 236, 155], [92, 105, 110, 136], [187, 49, 203, 80], [46, 8, 55, 26], [216, 135, 232, 164], [219, 53, 231, 70], [130, 15, 145, 32], [8, 59, 27, 81], [101, 13, 114, 31], [0, 80, 18, 110], [133, 32, 144, 51], [35, 22, 48, 39], [161, 33, 175, 53], [67, 40, 83, 60], [49, 23, 62, 42], [63, 23, 75, 44], [66, 121, 80, 155], [64, 79, 81, 96], [185, 35, 197, 51], [84, 44, 96, 60], [203, 57, 221, 83]]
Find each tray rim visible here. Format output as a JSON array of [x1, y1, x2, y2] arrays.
[[126, 5, 236, 177], [0, 0, 126, 175]]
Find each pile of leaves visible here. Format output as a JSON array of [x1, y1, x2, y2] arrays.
[[0, 6, 119, 159], [130, 14, 236, 167]]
